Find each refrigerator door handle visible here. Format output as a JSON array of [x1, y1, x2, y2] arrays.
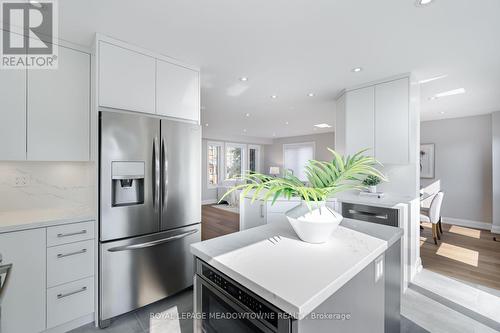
[[153, 137, 160, 211], [162, 137, 168, 210], [107, 229, 198, 252]]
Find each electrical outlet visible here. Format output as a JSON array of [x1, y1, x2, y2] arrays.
[[14, 175, 30, 187]]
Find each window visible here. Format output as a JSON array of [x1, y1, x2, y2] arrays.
[[248, 145, 261, 173], [207, 142, 223, 188], [225, 143, 246, 179], [283, 142, 315, 181]]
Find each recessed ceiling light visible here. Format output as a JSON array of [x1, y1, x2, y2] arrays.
[[271, 95, 277, 99], [415, 0, 434, 7], [285, 121, 289, 125], [243, 129, 247, 133], [418, 74, 448, 84], [245, 113, 250, 117], [240, 77, 248, 82], [351, 67, 363, 73], [308, 93, 315, 97], [272, 133, 276, 137], [440, 111, 445, 114], [204, 123, 209, 127], [314, 123, 332, 128], [429, 88, 466, 100]]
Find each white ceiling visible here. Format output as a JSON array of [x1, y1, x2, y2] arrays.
[[56, 0, 500, 138]]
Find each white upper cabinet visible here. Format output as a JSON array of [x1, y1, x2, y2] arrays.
[[98, 41, 156, 114], [336, 75, 412, 164], [28, 46, 90, 161], [0, 70, 26, 160], [345, 86, 375, 156], [156, 60, 200, 121], [375, 78, 409, 164]]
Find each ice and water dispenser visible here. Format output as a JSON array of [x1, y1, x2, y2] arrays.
[[111, 161, 145, 207]]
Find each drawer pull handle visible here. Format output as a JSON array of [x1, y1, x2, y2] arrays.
[[348, 209, 388, 219], [57, 286, 87, 299], [57, 230, 87, 238], [57, 249, 87, 259]]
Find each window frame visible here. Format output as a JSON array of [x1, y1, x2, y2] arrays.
[[206, 141, 224, 189], [224, 142, 247, 180], [282, 142, 316, 181], [247, 144, 261, 174]]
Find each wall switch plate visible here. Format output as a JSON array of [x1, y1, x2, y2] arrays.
[[375, 255, 384, 282]]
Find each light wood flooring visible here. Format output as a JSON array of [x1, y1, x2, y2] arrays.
[[420, 222, 500, 290], [201, 204, 239, 240]]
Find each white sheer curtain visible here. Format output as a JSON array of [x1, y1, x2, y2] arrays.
[[283, 142, 315, 181]]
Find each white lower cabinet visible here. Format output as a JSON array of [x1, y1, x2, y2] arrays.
[[47, 276, 94, 329], [0, 221, 95, 333], [239, 197, 267, 230], [240, 199, 339, 230], [0, 229, 46, 333], [47, 239, 94, 288]]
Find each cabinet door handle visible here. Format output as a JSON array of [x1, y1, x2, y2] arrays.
[[260, 204, 264, 218], [57, 248, 87, 259], [57, 286, 87, 299], [57, 230, 87, 238]]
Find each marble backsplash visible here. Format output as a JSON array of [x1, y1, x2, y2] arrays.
[[0, 162, 96, 213]]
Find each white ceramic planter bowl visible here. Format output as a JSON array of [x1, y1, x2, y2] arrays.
[[285, 202, 343, 244]]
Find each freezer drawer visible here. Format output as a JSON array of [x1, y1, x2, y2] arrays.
[[99, 223, 201, 322]]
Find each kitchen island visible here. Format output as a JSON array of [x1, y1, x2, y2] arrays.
[[191, 218, 403, 332]]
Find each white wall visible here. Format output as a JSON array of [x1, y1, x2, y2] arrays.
[[0, 162, 95, 212], [421, 115, 492, 224], [263, 132, 335, 173]]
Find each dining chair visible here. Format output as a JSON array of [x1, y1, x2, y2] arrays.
[[420, 192, 444, 245]]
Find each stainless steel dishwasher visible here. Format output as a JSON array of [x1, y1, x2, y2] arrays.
[[342, 202, 399, 227]]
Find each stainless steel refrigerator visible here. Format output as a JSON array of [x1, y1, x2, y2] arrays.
[[98, 111, 201, 327]]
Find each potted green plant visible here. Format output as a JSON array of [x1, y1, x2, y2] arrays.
[[221, 148, 386, 243], [362, 175, 382, 193]]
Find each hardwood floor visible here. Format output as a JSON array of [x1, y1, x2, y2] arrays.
[[201, 205, 240, 240], [420, 222, 500, 290]]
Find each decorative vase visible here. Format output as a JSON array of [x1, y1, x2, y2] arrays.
[[285, 202, 343, 244], [369, 185, 377, 193]]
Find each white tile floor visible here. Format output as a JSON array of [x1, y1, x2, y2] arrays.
[[403, 288, 499, 333], [410, 269, 500, 331]]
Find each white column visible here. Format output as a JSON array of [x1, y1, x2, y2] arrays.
[[492, 112, 500, 234]]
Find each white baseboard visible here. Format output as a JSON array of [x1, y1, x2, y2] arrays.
[[442, 217, 492, 231], [202, 199, 217, 205], [491, 225, 500, 235], [43, 313, 94, 333]]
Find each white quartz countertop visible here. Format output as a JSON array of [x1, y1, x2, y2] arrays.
[[0, 206, 95, 233], [334, 191, 417, 208], [192, 219, 401, 319]]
